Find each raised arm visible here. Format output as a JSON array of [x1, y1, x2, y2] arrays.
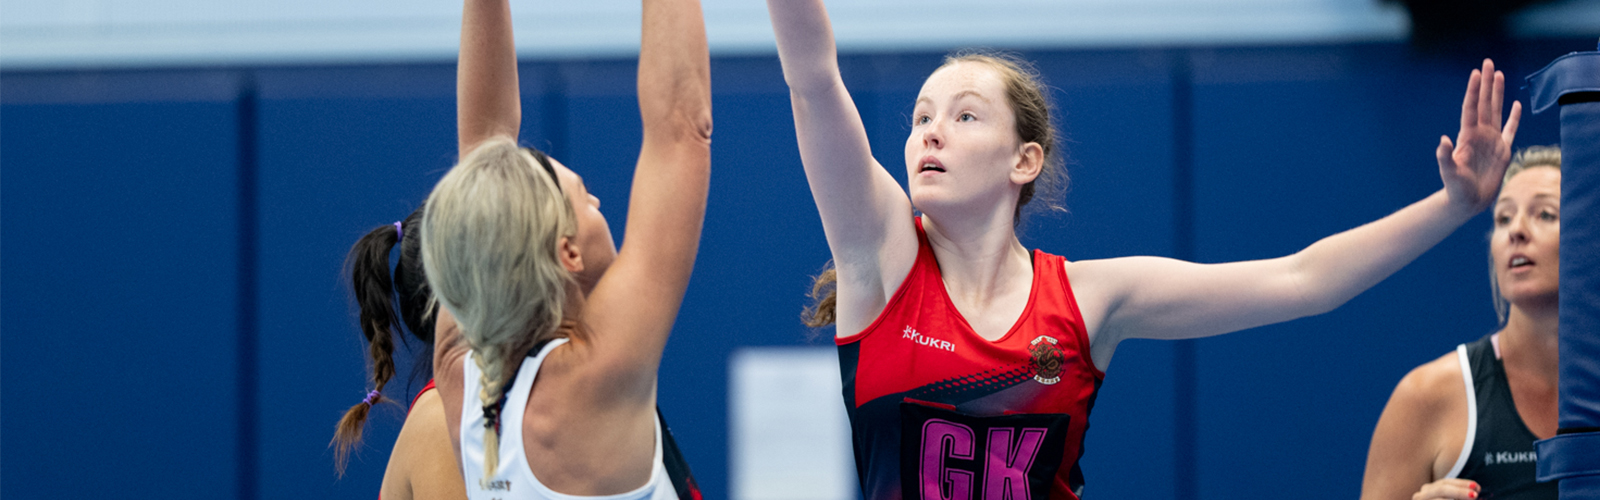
[[457, 0, 521, 154], [766, 0, 917, 333], [576, 0, 713, 398], [435, 0, 522, 463], [1076, 60, 1521, 363]]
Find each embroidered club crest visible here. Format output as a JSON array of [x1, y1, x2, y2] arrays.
[[1029, 335, 1064, 385]]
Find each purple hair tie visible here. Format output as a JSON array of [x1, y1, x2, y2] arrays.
[[362, 389, 382, 406], [393, 221, 404, 241]]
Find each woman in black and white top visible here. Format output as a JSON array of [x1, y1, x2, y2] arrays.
[[1362, 146, 1562, 500], [422, 0, 711, 497]]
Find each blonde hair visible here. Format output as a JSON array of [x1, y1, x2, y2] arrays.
[[1502, 145, 1562, 185], [1490, 145, 1561, 325], [419, 137, 577, 481]]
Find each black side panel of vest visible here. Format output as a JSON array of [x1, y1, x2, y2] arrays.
[[657, 408, 703, 500], [1457, 335, 1558, 500]]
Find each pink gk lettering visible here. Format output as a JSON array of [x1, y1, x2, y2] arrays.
[[919, 421, 1049, 500], [921, 419, 975, 500], [983, 428, 1047, 500]]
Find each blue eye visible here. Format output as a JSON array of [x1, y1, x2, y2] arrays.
[[1540, 211, 1558, 221], [958, 113, 975, 122], [913, 115, 930, 126]]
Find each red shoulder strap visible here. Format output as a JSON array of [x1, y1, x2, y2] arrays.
[[405, 379, 437, 416]]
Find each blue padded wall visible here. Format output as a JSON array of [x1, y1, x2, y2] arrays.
[[1, 71, 245, 499], [252, 64, 461, 499]]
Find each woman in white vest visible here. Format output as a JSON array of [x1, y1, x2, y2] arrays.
[[421, 0, 711, 497]]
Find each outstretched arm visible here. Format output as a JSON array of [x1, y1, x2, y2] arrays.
[[1079, 59, 1522, 355], [457, 0, 521, 155], [766, 0, 917, 335], [577, 0, 713, 400]]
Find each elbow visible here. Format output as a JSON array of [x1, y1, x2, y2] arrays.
[[689, 107, 713, 145], [642, 86, 712, 146], [1304, 293, 1349, 318], [650, 107, 713, 148], [787, 73, 844, 101], [1285, 255, 1349, 318], [1298, 278, 1358, 320]]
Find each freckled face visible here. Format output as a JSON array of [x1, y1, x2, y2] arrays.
[[550, 158, 614, 293], [1490, 167, 1560, 307], [904, 62, 1027, 216]]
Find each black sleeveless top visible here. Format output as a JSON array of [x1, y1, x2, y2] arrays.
[[1451, 334, 1557, 500]]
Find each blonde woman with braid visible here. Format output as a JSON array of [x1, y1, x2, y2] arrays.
[[422, 0, 710, 497]]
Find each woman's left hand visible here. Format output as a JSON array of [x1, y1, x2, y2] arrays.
[[1438, 58, 1522, 214]]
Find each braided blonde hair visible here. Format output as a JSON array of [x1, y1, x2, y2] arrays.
[[420, 137, 577, 480]]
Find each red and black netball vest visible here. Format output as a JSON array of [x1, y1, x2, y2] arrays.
[[837, 219, 1103, 500]]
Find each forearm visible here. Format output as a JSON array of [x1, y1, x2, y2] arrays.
[[767, 0, 843, 93], [457, 0, 521, 154], [766, 0, 906, 267], [638, 0, 712, 143], [1292, 189, 1477, 313], [624, 0, 711, 279]]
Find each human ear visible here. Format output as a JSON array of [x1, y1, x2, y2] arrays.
[[557, 236, 584, 273], [1011, 142, 1044, 185]]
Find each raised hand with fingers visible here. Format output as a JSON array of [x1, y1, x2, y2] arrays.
[[1413, 478, 1482, 500], [1438, 58, 1522, 213]]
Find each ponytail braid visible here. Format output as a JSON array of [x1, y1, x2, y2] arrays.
[[473, 345, 511, 480], [332, 221, 406, 475]]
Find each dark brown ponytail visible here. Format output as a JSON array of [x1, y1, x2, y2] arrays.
[[332, 208, 433, 475]]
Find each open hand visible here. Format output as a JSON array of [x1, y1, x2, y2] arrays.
[[1438, 58, 1522, 214], [1412, 478, 1481, 500]]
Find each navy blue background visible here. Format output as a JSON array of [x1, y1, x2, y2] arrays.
[[0, 38, 1581, 499]]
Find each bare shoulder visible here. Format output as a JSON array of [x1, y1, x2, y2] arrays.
[[388, 390, 446, 464], [1362, 350, 1470, 497], [533, 336, 654, 408], [406, 389, 445, 427], [384, 389, 468, 500], [1058, 257, 1154, 340], [1391, 351, 1467, 413]]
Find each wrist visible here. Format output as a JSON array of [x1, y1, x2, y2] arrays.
[[1437, 189, 1484, 222]]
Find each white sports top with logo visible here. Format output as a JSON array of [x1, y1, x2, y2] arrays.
[[460, 338, 679, 500]]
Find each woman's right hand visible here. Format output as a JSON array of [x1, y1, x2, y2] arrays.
[[1436, 58, 1521, 215], [1413, 479, 1481, 500]]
